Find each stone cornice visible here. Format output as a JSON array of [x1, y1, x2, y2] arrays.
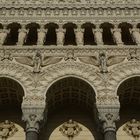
[[0, 0, 140, 7], [0, 5, 140, 20], [0, 45, 139, 57]]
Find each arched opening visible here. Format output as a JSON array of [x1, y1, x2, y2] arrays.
[[82, 23, 96, 45], [45, 23, 58, 45], [64, 23, 77, 45], [4, 23, 21, 45], [39, 77, 101, 140], [25, 23, 40, 45], [117, 76, 140, 140], [0, 77, 25, 139], [101, 23, 115, 45], [119, 23, 135, 45]]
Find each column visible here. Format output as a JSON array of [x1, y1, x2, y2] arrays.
[[96, 95, 120, 140], [0, 25, 10, 45], [56, 25, 66, 45], [17, 25, 29, 45], [74, 25, 84, 45], [92, 24, 103, 45], [111, 25, 123, 46], [130, 25, 140, 45], [37, 24, 48, 45], [22, 95, 46, 140]]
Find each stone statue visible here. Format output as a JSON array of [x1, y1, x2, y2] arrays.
[[75, 28, 84, 45], [33, 51, 42, 73], [111, 28, 123, 45], [0, 120, 18, 139], [37, 27, 47, 45], [123, 119, 140, 140], [17, 27, 29, 45], [0, 28, 10, 45], [56, 28, 65, 45], [130, 28, 140, 45], [99, 53, 108, 73], [59, 119, 82, 140], [93, 28, 103, 45]]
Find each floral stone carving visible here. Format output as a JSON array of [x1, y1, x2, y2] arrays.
[[59, 119, 82, 140], [0, 120, 18, 140], [123, 119, 140, 140]]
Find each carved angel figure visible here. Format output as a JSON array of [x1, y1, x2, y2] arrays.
[[15, 53, 63, 73], [33, 52, 42, 73], [79, 53, 125, 73]]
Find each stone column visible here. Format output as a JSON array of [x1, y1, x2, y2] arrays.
[[92, 25, 103, 45], [111, 25, 123, 46], [0, 25, 10, 45], [74, 25, 84, 45], [22, 95, 46, 140], [130, 25, 140, 45], [56, 25, 66, 46], [17, 25, 29, 45], [37, 25, 48, 45], [96, 95, 120, 140]]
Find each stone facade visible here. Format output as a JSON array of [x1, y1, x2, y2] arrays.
[[0, 0, 140, 140]]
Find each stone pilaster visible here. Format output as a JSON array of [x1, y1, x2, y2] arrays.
[[37, 24, 47, 45], [17, 25, 29, 45], [96, 95, 120, 140], [111, 25, 123, 46], [0, 24, 10, 45], [92, 25, 103, 45], [22, 95, 46, 140], [56, 25, 66, 46], [74, 25, 84, 45], [130, 25, 140, 45]]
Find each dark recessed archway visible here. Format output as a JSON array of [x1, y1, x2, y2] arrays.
[[117, 76, 140, 138], [39, 77, 101, 140], [0, 77, 24, 127]]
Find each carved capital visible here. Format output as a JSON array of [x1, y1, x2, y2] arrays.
[[22, 95, 46, 133], [97, 106, 120, 132], [96, 95, 120, 132]]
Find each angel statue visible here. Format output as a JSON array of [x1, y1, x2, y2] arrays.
[[14, 53, 63, 73], [33, 51, 42, 73], [79, 53, 125, 73]]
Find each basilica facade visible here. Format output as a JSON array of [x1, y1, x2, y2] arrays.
[[0, 0, 140, 140]]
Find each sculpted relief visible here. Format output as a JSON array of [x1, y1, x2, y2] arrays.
[[0, 120, 18, 140]]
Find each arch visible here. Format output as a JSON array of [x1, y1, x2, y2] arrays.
[[118, 22, 135, 45], [109, 61, 140, 96], [82, 22, 96, 45], [25, 22, 40, 45], [0, 61, 32, 96], [100, 22, 115, 45], [45, 23, 58, 45], [42, 61, 100, 97], [63, 23, 77, 45], [46, 77, 96, 112], [4, 22, 21, 45]]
